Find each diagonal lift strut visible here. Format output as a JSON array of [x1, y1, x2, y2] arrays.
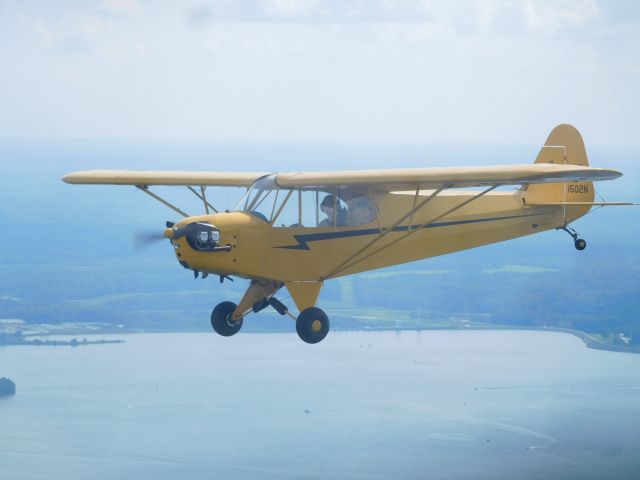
[[325, 184, 498, 279]]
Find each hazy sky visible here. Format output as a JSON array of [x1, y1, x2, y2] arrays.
[[1, 0, 639, 144]]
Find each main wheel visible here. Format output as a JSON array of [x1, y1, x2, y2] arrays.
[[296, 307, 330, 344], [574, 238, 587, 250], [211, 301, 243, 337]]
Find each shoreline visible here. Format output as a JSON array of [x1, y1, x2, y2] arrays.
[[2, 338, 125, 347], [541, 327, 640, 355], [2, 326, 638, 354]]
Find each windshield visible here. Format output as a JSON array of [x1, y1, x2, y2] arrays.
[[233, 175, 279, 222]]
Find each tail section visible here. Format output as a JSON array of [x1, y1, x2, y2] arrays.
[[524, 124, 594, 219]]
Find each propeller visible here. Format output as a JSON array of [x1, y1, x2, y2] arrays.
[[133, 220, 176, 250], [133, 231, 166, 249]]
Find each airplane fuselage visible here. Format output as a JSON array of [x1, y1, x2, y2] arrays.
[[168, 187, 590, 282]]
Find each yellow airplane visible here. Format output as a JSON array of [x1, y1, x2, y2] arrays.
[[63, 124, 633, 343]]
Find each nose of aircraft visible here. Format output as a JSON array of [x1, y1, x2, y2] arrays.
[[163, 220, 176, 239], [163, 220, 191, 240], [163, 219, 230, 252]]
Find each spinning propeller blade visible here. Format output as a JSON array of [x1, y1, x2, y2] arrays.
[[133, 231, 166, 249], [133, 221, 175, 249]]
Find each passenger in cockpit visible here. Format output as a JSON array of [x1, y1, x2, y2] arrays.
[[320, 194, 348, 227], [347, 196, 376, 225]]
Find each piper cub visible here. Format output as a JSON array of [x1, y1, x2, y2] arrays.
[[64, 125, 633, 344]]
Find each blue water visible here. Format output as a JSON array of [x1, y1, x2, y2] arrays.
[[1, 330, 640, 479]]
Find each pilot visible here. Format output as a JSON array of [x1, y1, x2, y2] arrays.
[[320, 194, 348, 227]]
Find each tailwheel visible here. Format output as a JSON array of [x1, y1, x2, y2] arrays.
[[558, 224, 587, 251], [296, 307, 330, 344], [211, 301, 243, 337]]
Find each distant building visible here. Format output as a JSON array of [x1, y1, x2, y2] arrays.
[[0, 319, 25, 325], [0, 319, 26, 334], [619, 333, 631, 345]]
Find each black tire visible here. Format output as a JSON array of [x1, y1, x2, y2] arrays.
[[211, 301, 243, 337], [296, 307, 330, 344], [575, 238, 587, 251]]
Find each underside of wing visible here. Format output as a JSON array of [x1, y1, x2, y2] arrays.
[[275, 164, 622, 190], [62, 170, 270, 187]]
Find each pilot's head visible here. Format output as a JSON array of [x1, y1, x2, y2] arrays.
[[321, 195, 336, 215]]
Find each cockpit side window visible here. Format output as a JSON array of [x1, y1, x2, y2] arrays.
[[300, 190, 319, 227], [273, 188, 378, 228], [331, 187, 378, 227], [318, 192, 348, 227], [235, 177, 378, 228], [345, 194, 377, 226], [273, 189, 301, 227]]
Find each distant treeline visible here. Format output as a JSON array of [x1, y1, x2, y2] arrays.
[[2, 243, 638, 343]]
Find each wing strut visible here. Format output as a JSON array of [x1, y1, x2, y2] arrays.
[[187, 186, 219, 213], [136, 184, 226, 217], [136, 186, 190, 217], [324, 184, 498, 279], [323, 185, 446, 279]]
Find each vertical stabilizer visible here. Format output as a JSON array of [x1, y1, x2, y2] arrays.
[[525, 124, 594, 210], [534, 123, 589, 166]]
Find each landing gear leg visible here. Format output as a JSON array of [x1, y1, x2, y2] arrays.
[[557, 224, 587, 251]]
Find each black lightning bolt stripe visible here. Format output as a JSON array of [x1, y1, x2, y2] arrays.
[[275, 212, 548, 250]]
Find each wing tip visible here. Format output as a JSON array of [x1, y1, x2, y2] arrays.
[[61, 172, 78, 184], [61, 171, 96, 184]]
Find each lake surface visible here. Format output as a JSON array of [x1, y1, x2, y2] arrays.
[[1, 330, 640, 479]]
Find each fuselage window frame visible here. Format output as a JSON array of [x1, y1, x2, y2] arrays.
[[235, 177, 379, 229]]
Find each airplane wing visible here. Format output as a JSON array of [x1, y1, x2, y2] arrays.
[[275, 163, 622, 190], [62, 170, 270, 187], [63, 164, 621, 190]]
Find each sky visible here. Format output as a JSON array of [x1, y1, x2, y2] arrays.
[[1, 0, 639, 144]]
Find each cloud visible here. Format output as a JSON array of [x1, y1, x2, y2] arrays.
[[5, 0, 640, 144], [28, 14, 106, 54], [524, 0, 600, 34], [182, 0, 604, 38], [24, 2, 145, 55], [30, 19, 56, 47], [184, 0, 437, 25], [100, 42, 147, 57], [185, 1, 268, 27], [77, 14, 110, 35], [260, 0, 324, 18], [186, 4, 215, 29], [100, 0, 144, 16]]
